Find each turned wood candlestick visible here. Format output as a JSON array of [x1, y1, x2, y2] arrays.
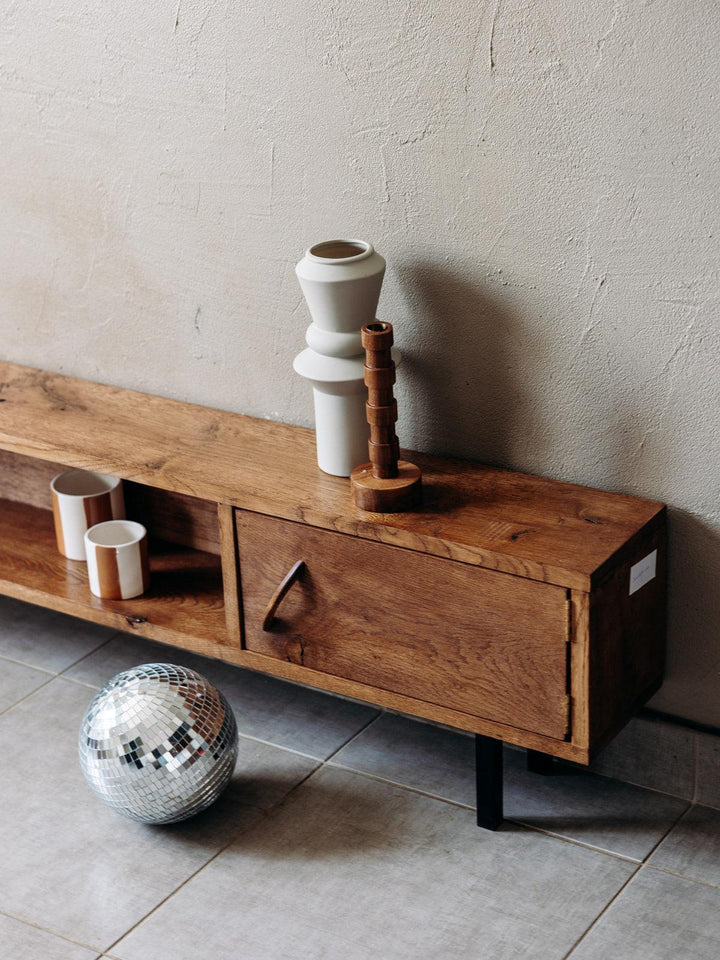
[[350, 321, 422, 512]]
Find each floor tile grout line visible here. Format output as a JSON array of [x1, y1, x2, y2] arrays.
[[0, 631, 122, 718], [562, 856, 718, 960], [0, 626, 121, 684], [504, 805, 691, 866], [0, 672, 58, 718], [331, 728, 697, 807], [561, 798, 706, 956], [59, 674, 104, 692], [99, 819, 266, 955], [561, 794, 698, 946], [3, 623, 713, 949], [0, 652, 56, 675], [502, 819, 643, 865], [644, 861, 720, 891], [571, 764, 695, 804], [559, 864, 643, 960], [517, 762, 695, 861], [322, 762, 651, 865], [325, 760, 493, 816], [99, 832, 250, 956], [54, 632, 123, 679], [0, 906, 102, 954], [321, 709, 384, 764], [225, 729, 336, 763], [0, 660, 119, 719], [103, 758, 674, 960], [641, 798, 694, 863], [10, 619, 705, 806], [325, 759, 476, 805], [100, 761, 324, 956], [10, 631, 130, 704]]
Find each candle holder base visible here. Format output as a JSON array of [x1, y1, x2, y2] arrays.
[[350, 460, 422, 513]]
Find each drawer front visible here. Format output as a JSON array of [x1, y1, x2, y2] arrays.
[[236, 511, 570, 740]]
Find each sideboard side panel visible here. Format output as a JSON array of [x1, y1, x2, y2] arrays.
[[588, 518, 667, 754]]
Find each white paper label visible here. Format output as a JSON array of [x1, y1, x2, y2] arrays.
[[629, 549, 657, 596]]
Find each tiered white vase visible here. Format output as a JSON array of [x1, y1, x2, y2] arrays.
[[294, 240, 388, 477]]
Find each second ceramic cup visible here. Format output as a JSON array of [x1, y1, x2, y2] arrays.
[[51, 470, 125, 561], [84, 520, 149, 600]]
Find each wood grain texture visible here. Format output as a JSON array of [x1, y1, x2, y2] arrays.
[[0, 498, 227, 648], [569, 590, 591, 752], [123, 482, 221, 554], [361, 321, 400, 480], [228, 648, 590, 761], [218, 502, 242, 648], [0, 362, 664, 590], [0, 450, 221, 554], [0, 363, 667, 763], [0, 450, 64, 508], [236, 510, 571, 740], [90, 637, 589, 762], [261, 559, 305, 631], [586, 520, 667, 755], [350, 460, 423, 513]]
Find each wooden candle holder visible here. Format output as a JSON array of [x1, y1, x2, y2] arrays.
[[350, 322, 422, 512]]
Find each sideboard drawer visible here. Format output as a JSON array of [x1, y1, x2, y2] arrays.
[[235, 511, 571, 740]]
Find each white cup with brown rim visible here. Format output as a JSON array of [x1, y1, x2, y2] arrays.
[[84, 520, 149, 600], [50, 470, 125, 561]]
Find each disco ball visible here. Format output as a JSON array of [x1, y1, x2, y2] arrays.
[[79, 663, 238, 824]]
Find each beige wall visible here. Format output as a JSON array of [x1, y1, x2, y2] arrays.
[[1, 1, 718, 725]]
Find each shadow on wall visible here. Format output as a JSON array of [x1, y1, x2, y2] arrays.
[[395, 262, 550, 471], [394, 262, 718, 725], [396, 261, 689, 505]]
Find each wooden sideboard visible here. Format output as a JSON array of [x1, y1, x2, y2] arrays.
[[0, 362, 666, 828]]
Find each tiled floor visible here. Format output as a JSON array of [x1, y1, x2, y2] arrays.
[[0, 596, 718, 960]]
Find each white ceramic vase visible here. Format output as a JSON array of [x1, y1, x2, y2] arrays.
[[294, 239, 387, 477]]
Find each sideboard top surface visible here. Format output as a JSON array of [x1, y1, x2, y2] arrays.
[[0, 362, 664, 590]]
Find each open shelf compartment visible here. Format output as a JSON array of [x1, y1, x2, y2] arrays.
[[0, 451, 230, 652]]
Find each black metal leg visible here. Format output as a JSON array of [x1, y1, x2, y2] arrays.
[[527, 749, 555, 775], [475, 734, 503, 830]]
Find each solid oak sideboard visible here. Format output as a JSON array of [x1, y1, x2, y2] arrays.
[[0, 362, 666, 828]]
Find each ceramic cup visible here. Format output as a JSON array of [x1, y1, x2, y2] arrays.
[[84, 520, 149, 600], [50, 470, 125, 561]]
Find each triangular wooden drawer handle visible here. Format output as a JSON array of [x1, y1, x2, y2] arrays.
[[262, 560, 306, 631]]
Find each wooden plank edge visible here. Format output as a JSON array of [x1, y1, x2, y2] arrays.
[[0, 581, 590, 762], [0, 579, 228, 652], [0, 434, 591, 588], [224, 648, 590, 763], [585, 675, 665, 763], [232, 505, 594, 591], [0, 358, 661, 592], [589, 506, 667, 589], [569, 590, 591, 753], [217, 503, 243, 649]]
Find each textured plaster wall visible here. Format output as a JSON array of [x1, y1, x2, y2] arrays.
[[1, 1, 718, 725]]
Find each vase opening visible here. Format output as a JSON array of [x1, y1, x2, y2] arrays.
[[307, 240, 372, 263], [366, 322, 389, 332], [86, 520, 146, 547], [51, 470, 121, 497]]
